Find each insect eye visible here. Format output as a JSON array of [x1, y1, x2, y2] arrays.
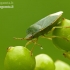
[[30, 35, 33, 38]]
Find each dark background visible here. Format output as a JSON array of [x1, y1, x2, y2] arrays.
[[0, 0, 70, 70]]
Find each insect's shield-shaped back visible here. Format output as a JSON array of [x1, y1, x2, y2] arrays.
[[25, 11, 63, 40]]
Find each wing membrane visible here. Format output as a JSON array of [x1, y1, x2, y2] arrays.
[[27, 11, 63, 35]]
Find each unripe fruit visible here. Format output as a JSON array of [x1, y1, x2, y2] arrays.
[[4, 46, 35, 70], [55, 60, 70, 70], [34, 54, 55, 70], [52, 18, 70, 51]]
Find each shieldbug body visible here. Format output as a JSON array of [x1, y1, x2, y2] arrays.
[[14, 11, 63, 49]]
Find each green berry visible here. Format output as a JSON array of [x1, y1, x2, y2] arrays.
[[34, 54, 55, 70], [4, 46, 35, 70], [52, 18, 70, 51], [55, 60, 70, 70]]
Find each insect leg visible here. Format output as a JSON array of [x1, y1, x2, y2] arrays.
[[51, 26, 70, 41], [42, 35, 70, 42], [30, 39, 43, 55], [45, 26, 63, 35], [51, 26, 62, 32], [25, 40, 32, 47], [35, 42, 43, 49], [51, 35, 70, 42], [51, 26, 70, 32], [30, 44, 35, 56], [32, 39, 43, 49], [42, 35, 52, 40], [46, 35, 69, 41]]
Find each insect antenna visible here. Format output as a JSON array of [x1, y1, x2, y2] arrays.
[[13, 37, 24, 40]]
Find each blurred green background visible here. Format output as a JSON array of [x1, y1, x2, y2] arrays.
[[0, 0, 70, 70]]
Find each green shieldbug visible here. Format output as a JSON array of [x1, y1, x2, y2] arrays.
[[14, 11, 63, 49]]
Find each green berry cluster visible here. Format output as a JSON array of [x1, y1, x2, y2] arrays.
[[4, 46, 70, 70]]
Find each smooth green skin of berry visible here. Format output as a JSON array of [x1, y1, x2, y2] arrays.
[[4, 46, 36, 70], [34, 54, 55, 70], [55, 60, 70, 70], [52, 18, 70, 51]]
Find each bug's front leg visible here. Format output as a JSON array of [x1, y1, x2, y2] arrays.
[[30, 44, 35, 56], [25, 40, 33, 47], [30, 39, 43, 55], [32, 38, 43, 49]]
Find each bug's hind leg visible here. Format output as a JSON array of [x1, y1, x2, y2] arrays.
[[42, 35, 70, 42], [42, 35, 52, 40], [52, 36, 70, 42], [46, 26, 70, 41], [45, 35, 70, 42], [51, 26, 70, 32], [41, 26, 64, 40], [51, 26, 70, 41]]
